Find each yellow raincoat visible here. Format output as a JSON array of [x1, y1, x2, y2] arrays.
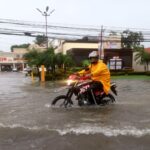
[[78, 60, 110, 94]]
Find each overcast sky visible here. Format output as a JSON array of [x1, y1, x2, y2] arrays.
[[0, 0, 150, 51]]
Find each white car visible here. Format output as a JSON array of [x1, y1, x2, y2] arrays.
[[12, 68, 18, 72]]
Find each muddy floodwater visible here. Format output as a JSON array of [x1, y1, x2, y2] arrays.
[[0, 72, 150, 150]]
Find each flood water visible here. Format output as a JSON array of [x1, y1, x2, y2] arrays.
[[0, 72, 150, 150]]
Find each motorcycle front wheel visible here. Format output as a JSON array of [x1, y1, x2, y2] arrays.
[[51, 95, 70, 107]]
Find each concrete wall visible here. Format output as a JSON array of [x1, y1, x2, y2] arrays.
[[12, 48, 28, 54]]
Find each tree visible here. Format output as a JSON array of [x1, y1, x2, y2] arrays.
[[55, 53, 64, 68], [121, 30, 144, 49], [43, 47, 56, 73], [23, 47, 74, 79], [35, 35, 47, 46], [55, 53, 74, 72], [63, 54, 74, 71], [134, 46, 150, 71], [23, 47, 56, 74], [11, 43, 30, 51], [23, 49, 43, 79], [109, 31, 117, 36], [23, 49, 41, 67]]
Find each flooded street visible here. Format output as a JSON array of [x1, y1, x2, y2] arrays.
[[0, 72, 150, 150]]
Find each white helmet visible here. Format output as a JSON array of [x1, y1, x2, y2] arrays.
[[88, 51, 98, 58]]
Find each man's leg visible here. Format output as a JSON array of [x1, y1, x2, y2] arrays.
[[91, 81, 103, 91]]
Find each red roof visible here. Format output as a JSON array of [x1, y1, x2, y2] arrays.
[[145, 48, 150, 53]]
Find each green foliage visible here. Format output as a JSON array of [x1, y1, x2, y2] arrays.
[[11, 43, 30, 51], [134, 46, 150, 71], [55, 53, 64, 68], [23, 49, 41, 67], [82, 59, 90, 67], [34, 35, 47, 45], [111, 75, 150, 80], [23, 47, 75, 80], [111, 71, 127, 76], [70, 67, 83, 72], [45, 71, 68, 80], [146, 71, 150, 76], [121, 30, 144, 49], [63, 55, 75, 67]]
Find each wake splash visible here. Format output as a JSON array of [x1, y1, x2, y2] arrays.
[[0, 123, 150, 137], [56, 126, 150, 137], [0, 123, 49, 131]]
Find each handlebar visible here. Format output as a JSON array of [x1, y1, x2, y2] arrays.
[[69, 74, 91, 81]]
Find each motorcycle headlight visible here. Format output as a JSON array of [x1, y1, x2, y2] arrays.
[[67, 79, 73, 86]]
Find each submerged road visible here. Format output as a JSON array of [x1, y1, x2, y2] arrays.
[[0, 72, 150, 150]]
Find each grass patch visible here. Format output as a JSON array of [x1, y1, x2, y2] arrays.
[[111, 75, 150, 80]]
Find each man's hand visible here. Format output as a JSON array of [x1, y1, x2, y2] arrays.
[[73, 72, 80, 76], [85, 73, 92, 78]]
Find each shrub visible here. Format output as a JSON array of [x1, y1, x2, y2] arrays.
[[146, 71, 150, 76]]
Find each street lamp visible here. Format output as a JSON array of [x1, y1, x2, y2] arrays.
[[36, 6, 55, 49]]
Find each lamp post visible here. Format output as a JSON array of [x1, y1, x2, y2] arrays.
[[36, 6, 55, 49]]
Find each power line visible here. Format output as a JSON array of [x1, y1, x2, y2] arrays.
[[2, 18, 150, 32], [1, 18, 150, 44], [2, 18, 150, 37]]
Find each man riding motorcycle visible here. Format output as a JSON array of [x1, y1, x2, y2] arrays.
[[77, 51, 110, 100], [51, 51, 116, 107]]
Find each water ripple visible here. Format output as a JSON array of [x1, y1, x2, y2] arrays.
[[0, 123, 150, 137]]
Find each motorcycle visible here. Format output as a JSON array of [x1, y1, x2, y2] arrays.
[[51, 74, 117, 107]]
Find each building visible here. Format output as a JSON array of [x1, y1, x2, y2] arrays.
[[0, 51, 26, 71], [55, 36, 150, 72], [1, 36, 148, 72], [56, 39, 99, 66], [0, 44, 47, 72], [54, 36, 133, 69]]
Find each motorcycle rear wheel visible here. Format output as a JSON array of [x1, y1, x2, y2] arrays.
[[99, 93, 115, 105], [51, 95, 70, 107]]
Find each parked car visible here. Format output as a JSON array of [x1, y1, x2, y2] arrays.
[[12, 68, 18, 72]]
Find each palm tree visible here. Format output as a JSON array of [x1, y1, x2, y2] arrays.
[[55, 53, 74, 72], [23, 49, 44, 79], [23, 47, 75, 80], [63, 55, 74, 72], [134, 46, 150, 71], [42, 47, 56, 73], [55, 53, 64, 68]]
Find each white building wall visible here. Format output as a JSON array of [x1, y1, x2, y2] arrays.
[[104, 36, 121, 49], [62, 42, 98, 54]]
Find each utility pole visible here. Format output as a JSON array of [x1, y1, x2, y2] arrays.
[[98, 25, 103, 60], [36, 6, 55, 49]]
